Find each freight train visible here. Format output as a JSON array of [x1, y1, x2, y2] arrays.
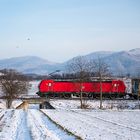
[[36, 79, 138, 99]]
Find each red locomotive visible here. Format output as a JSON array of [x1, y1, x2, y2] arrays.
[[36, 79, 126, 98]]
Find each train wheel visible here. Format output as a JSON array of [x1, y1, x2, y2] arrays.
[[88, 93, 93, 99], [63, 93, 71, 99], [92, 94, 95, 99], [108, 94, 113, 99], [52, 93, 57, 99], [133, 95, 138, 99]]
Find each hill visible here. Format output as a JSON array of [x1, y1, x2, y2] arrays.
[[0, 48, 140, 76]]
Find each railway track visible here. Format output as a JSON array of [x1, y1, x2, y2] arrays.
[[0, 95, 138, 101]]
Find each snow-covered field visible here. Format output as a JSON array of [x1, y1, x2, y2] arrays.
[[42, 109, 140, 140], [0, 109, 77, 140], [0, 81, 140, 140], [0, 108, 140, 140], [1, 101, 140, 140]]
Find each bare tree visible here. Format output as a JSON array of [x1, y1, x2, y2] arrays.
[[67, 56, 93, 109], [0, 69, 30, 108], [93, 58, 111, 109]]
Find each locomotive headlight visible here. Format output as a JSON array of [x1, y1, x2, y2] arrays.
[[48, 83, 52, 87], [114, 84, 119, 87], [114, 84, 117, 87]]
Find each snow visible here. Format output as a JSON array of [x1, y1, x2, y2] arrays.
[[27, 109, 76, 140], [0, 110, 22, 140], [1, 80, 140, 140], [0, 100, 140, 140], [42, 109, 140, 140], [12, 100, 23, 108], [0, 72, 4, 76], [0, 109, 77, 140], [28, 81, 40, 95], [0, 100, 6, 109], [50, 99, 140, 110], [129, 48, 140, 56], [15, 110, 32, 140], [0, 100, 24, 109]]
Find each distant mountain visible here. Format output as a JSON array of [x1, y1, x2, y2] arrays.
[[0, 56, 59, 75], [85, 49, 140, 76], [0, 49, 140, 76], [85, 51, 114, 59]]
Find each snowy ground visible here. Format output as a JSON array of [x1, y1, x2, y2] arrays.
[[42, 109, 140, 140], [50, 99, 140, 110], [0, 81, 140, 140], [0, 109, 140, 140], [0, 109, 77, 140], [28, 81, 41, 95]]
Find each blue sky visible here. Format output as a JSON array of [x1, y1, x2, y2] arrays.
[[0, 0, 140, 62]]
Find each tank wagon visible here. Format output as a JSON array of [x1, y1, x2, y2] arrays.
[[36, 79, 126, 99]]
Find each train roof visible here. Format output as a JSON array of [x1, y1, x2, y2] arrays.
[[45, 78, 118, 82]]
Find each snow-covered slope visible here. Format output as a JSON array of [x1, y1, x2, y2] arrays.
[[102, 49, 140, 76], [128, 48, 140, 56], [65, 48, 140, 76], [0, 48, 139, 75], [0, 56, 59, 74]]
